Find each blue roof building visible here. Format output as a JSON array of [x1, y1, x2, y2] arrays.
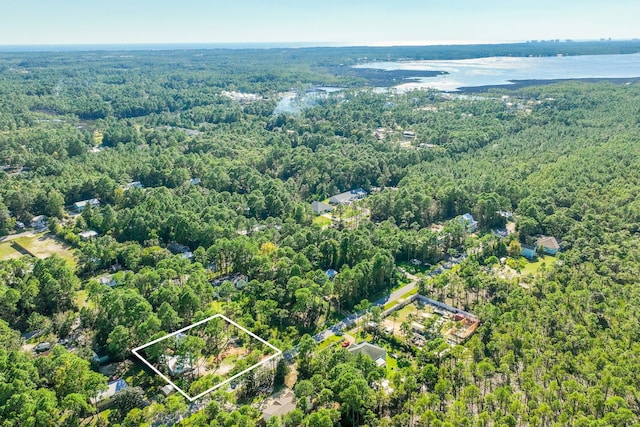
[[325, 269, 338, 280]]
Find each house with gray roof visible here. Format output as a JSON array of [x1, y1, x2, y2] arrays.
[[262, 389, 297, 421], [73, 198, 100, 212], [79, 230, 98, 241], [311, 201, 334, 214], [329, 188, 367, 205], [348, 342, 386, 367]]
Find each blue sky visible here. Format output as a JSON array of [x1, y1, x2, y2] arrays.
[[1, 0, 638, 46]]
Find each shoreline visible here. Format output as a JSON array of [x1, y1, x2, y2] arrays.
[[457, 76, 640, 92]]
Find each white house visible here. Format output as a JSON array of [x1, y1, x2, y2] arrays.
[[73, 198, 100, 212], [79, 230, 98, 241], [30, 215, 47, 229], [90, 379, 127, 404]]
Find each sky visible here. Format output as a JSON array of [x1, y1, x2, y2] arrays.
[[1, 0, 638, 46]]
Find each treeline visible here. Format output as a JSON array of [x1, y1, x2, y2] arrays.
[[1, 46, 640, 426]]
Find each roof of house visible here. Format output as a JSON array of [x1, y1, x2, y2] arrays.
[[121, 181, 143, 190], [166, 355, 191, 376], [536, 236, 560, 250], [325, 269, 338, 279], [311, 201, 334, 212], [98, 275, 117, 287], [160, 384, 174, 396], [461, 213, 477, 224], [91, 379, 127, 404], [74, 198, 100, 207], [329, 188, 367, 204], [168, 242, 191, 254], [79, 230, 98, 239], [263, 390, 296, 420], [348, 342, 386, 364]]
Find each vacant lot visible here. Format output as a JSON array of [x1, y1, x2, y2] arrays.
[[12, 233, 76, 267], [0, 241, 23, 261], [135, 314, 281, 401]]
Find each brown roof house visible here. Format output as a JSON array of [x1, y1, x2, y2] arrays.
[[536, 236, 560, 255]]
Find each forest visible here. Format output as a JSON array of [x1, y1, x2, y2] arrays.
[[1, 42, 640, 426]]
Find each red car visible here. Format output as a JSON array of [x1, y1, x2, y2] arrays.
[[341, 341, 350, 348]]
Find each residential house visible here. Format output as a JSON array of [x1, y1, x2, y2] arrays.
[[98, 275, 117, 287], [90, 379, 128, 405], [211, 273, 249, 288], [493, 228, 508, 238], [521, 244, 536, 260], [329, 188, 367, 205], [168, 242, 191, 255], [73, 198, 100, 212], [79, 230, 98, 241], [30, 215, 47, 229], [92, 352, 110, 365], [411, 322, 426, 335], [348, 342, 386, 367], [160, 384, 174, 396], [311, 201, 334, 214], [498, 210, 514, 220], [402, 130, 416, 139], [262, 390, 297, 421], [325, 269, 338, 280], [536, 236, 560, 255], [166, 355, 192, 376], [120, 181, 143, 190], [460, 213, 478, 232]]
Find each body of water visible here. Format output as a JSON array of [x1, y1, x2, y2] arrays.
[[354, 53, 640, 91]]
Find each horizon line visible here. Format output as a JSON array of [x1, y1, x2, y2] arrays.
[[1, 38, 638, 52]]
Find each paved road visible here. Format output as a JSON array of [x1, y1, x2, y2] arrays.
[[284, 255, 467, 360], [0, 229, 42, 243], [285, 271, 424, 359]]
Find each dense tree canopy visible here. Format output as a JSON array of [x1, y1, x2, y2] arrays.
[[1, 43, 640, 425]]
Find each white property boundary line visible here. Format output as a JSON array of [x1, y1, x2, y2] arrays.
[[132, 313, 282, 402]]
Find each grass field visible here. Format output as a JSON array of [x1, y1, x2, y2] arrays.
[[0, 241, 23, 261], [12, 233, 76, 267], [312, 215, 332, 227]]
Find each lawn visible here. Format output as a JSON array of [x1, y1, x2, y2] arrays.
[[13, 233, 76, 267], [317, 334, 343, 351], [386, 354, 398, 373], [0, 241, 23, 261], [521, 255, 556, 276], [393, 303, 420, 324], [312, 215, 332, 227]]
